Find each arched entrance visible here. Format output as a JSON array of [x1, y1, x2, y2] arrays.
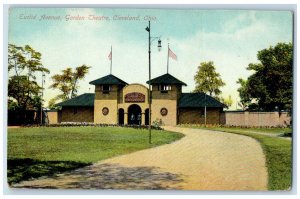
[[128, 104, 142, 125], [118, 108, 124, 125]]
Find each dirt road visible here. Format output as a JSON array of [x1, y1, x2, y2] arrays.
[[13, 126, 268, 190]]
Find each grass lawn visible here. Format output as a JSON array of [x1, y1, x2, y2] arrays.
[[211, 127, 291, 136], [180, 125, 292, 135], [179, 125, 292, 190], [7, 126, 184, 185]]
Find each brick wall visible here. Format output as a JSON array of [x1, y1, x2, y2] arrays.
[[178, 108, 222, 124], [61, 107, 94, 122], [223, 111, 291, 127]]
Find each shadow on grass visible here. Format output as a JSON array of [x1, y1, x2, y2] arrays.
[[281, 132, 292, 137], [7, 158, 91, 185], [12, 163, 184, 190]]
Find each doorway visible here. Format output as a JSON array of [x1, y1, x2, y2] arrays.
[[118, 108, 124, 125], [128, 104, 142, 125], [145, 108, 149, 125]]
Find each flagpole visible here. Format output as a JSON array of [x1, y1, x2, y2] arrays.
[[110, 46, 112, 74], [167, 43, 169, 74]]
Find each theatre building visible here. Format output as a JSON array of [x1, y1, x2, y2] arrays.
[[56, 73, 225, 125]]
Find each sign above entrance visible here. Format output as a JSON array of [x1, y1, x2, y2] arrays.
[[125, 92, 145, 103]]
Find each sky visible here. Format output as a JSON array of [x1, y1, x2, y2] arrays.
[[8, 8, 293, 109]]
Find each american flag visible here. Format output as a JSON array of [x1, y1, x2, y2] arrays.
[[108, 50, 112, 61], [168, 47, 177, 61]]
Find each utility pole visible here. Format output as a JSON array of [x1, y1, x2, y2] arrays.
[[145, 21, 161, 144], [147, 21, 152, 144]]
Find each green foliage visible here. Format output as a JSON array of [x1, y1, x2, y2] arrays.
[[8, 99, 19, 111], [8, 76, 42, 110], [237, 43, 293, 111], [236, 78, 251, 110], [8, 44, 50, 110], [47, 98, 60, 110], [194, 61, 225, 97], [219, 95, 233, 108], [8, 44, 49, 79], [49, 65, 90, 101], [8, 127, 184, 184]]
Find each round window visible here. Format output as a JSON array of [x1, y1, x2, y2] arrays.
[[102, 107, 109, 116], [160, 108, 168, 116]]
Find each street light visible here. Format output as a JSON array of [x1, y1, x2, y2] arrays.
[[158, 39, 162, 51], [145, 20, 161, 144]]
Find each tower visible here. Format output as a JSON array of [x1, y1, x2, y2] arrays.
[[147, 73, 187, 125], [89, 74, 128, 124]]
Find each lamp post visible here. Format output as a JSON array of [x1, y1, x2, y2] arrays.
[[145, 20, 161, 144]]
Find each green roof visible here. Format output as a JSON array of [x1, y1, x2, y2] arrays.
[[146, 73, 187, 86], [56, 92, 225, 108], [89, 74, 128, 85], [56, 93, 95, 107], [179, 93, 226, 108]]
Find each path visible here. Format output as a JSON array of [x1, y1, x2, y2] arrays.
[[13, 126, 268, 190]]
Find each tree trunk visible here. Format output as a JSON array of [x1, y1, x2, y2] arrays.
[[70, 78, 78, 99]]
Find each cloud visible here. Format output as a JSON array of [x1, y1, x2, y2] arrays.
[[165, 11, 292, 109], [10, 9, 292, 109]]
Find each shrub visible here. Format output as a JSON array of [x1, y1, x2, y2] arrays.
[[21, 122, 164, 130]]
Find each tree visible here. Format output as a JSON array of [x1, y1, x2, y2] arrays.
[[49, 65, 90, 101], [48, 98, 60, 110], [8, 76, 41, 109], [194, 61, 225, 97], [236, 78, 252, 110], [8, 44, 50, 110], [220, 95, 233, 109], [237, 43, 293, 111]]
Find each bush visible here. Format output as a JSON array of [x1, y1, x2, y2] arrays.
[[21, 122, 164, 130], [178, 123, 289, 129]]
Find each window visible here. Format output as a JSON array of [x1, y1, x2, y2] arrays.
[[160, 85, 171, 93], [102, 107, 109, 116], [160, 108, 168, 116], [102, 85, 111, 94]]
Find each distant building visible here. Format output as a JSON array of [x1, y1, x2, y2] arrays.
[[56, 73, 225, 125]]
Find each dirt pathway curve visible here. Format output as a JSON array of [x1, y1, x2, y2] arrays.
[[13, 126, 268, 190]]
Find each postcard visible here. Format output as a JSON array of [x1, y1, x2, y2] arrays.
[[6, 7, 293, 191]]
